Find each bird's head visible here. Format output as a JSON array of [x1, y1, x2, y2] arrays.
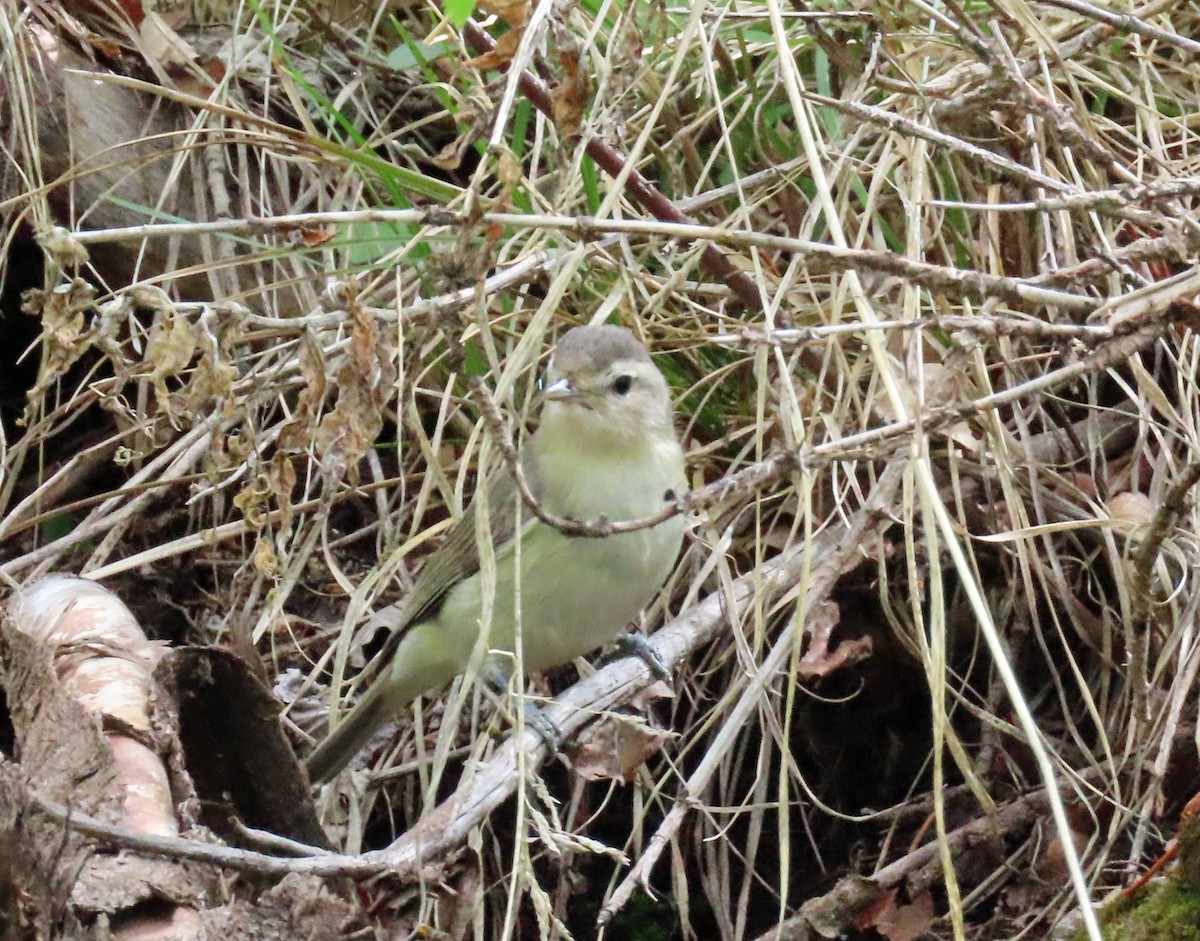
[[540, 324, 676, 446]]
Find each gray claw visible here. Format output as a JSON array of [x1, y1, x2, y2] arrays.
[[606, 633, 672, 681], [522, 700, 562, 751], [483, 668, 562, 751]]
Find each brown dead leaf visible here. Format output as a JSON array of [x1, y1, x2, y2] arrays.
[[627, 677, 674, 712], [21, 278, 96, 396], [139, 11, 197, 69], [196, 54, 227, 84], [312, 285, 396, 483], [799, 634, 874, 679], [798, 601, 874, 679], [1052, 470, 1099, 502], [465, 27, 524, 71], [479, 0, 530, 26], [263, 450, 299, 530], [496, 148, 522, 188], [431, 131, 473, 171], [298, 227, 335, 247], [1107, 490, 1153, 539], [146, 307, 197, 422], [139, 10, 219, 95], [145, 307, 194, 380], [431, 103, 485, 170], [65, 0, 146, 28], [186, 349, 237, 414], [571, 713, 671, 783], [253, 534, 279, 577], [177, 307, 242, 417], [1065, 595, 1108, 649], [89, 35, 125, 58], [490, 148, 523, 217], [233, 474, 272, 531], [855, 888, 935, 941], [798, 601, 841, 671], [551, 34, 589, 138], [35, 225, 90, 268], [278, 330, 328, 452], [1036, 807, 1091, 883]]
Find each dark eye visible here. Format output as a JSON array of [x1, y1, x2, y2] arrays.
[[612, 375, 633, 395]]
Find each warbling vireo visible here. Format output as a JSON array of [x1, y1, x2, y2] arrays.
[[305, 324, 687, 783]]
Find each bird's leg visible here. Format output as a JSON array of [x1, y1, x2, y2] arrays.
[[482, 667, 561, 751], [600, 632, 672, 680]]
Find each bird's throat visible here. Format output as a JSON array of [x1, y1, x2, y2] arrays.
[[533, 421, 685, 523]]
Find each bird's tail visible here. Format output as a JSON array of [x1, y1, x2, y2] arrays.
[[305, 680, 394, 784]]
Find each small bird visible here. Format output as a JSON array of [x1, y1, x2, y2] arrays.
[[305, 324, 688, 783]]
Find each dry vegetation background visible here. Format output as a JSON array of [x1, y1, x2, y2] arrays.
[[2, 0, 1200, 939]]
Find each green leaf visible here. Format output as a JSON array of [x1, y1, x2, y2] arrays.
[[388, 39, 453, 72], [463, 340, 490, 378], [581, 155, 600, 214], [444, 0, 477, 28], [41, 513, 76, 543]]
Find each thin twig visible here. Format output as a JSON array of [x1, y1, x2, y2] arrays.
[[1039, 0, 1200, 55], [68, 208, 1098, 313], [461, 19, 766, 312]]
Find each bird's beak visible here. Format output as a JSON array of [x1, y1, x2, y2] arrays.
[[543, 377, 579, 402]]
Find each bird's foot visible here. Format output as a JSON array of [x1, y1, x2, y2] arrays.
[[520, 699, 562, 752], [601, 632, 672, 680], [483, 668, 562, 751]]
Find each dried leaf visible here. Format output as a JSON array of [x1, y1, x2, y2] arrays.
[[798, 601, 874, 679], [856, 889, 935, 941], [253, 535, 279, 577], [608, 17, 643, 101], [35, 225, 89, 268], [1108, 490, 1153, 539], [627, 677, 674, 712], [233, 474, 272, 531], [551, 35, 589, 138], [299, 227, 335, 247], [22, 278, 95, 395], [139, 11, 198, 70], [186, 355, 237, 415], [571, 713, 671, 783], [266, 450, 298, 529], [431, 133, 470, 171], [490, 148, 523, 216], [478, 0, 530, 26], [312, 287, 396, 483], [278, 330, 329, 452], [146, 308, 197, 421], [1036, 808, 1090, 883], [465, 27, 523, 71]]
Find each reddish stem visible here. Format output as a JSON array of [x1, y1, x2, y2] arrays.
[[461, 19, 764, 312]]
